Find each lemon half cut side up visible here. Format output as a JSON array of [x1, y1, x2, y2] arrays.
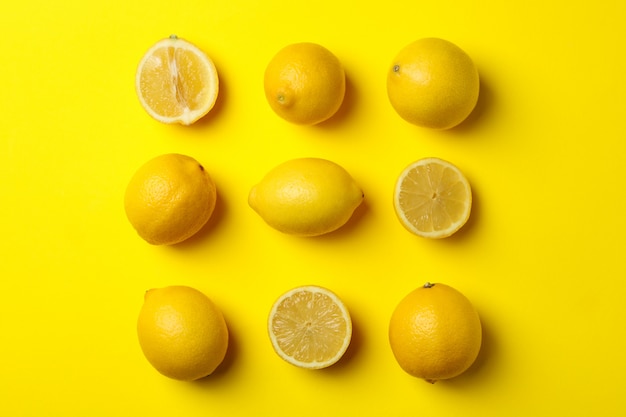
[[135, 35, 219, 125], [393, 157, 472, 238], [268, 285, 352, 369]]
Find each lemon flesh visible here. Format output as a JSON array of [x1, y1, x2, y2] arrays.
[[268, 285, 352, 369], [394, 157, 472, 238], [135, 35, 219, 125]]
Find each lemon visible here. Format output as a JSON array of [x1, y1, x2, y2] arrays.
[[248, 158, 363, 236], [264, 42, 346, 125], [389, 282, 482, 383], [136, 35, 219, 125], [124, 153, 217, 245], [387, 38, 479, 129], [393, 157, 472, 238], [136, 285, 229, 381], [268, 285, 352, 369]]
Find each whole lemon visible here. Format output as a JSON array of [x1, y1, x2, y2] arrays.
[[124, 153, 217, 245], [248, 158, 363, 236], [389, 282, 482, 383], [387, 38, 479, 129], [136, 286, 229, 381], [264, 42, 346, 125]]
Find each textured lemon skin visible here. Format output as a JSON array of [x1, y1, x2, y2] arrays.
[[389, 283, 482, 383], [264, 42, 346, 125], [387, 38, 479, 130], [136, 286, 229, 381], [124, 153, 217, 245], [248, 158, 363, 236]]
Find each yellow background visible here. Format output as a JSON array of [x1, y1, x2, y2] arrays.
[[1, 0, 625, 415]]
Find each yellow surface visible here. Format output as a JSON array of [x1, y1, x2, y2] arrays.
[[1, 1, 625, 415]]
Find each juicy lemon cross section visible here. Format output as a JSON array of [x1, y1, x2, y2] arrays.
[[136, 35, 219, 125], [394, 157, 472, 239], [268, 285, 352, 369]]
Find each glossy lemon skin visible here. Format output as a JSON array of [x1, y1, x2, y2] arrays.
[[264, 42, 346, 125], [389, 282, 482, 383], [387, 38, 479, 129], [136, 286, 229, 381], [248, 158, 363, 236], [124, 153, 217, 245]]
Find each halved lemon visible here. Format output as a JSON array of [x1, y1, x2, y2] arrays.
[[268, 285, 352, 369], [393, 157, 472, 238], [135, 35, 219, 125]]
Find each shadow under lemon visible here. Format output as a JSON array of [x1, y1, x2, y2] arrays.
[[434, 310, 498, 389], [315, 72, 358, 130], [190, 314, 239, 387], [168, 190, 227, 249], [439, 73, 495, 136]]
